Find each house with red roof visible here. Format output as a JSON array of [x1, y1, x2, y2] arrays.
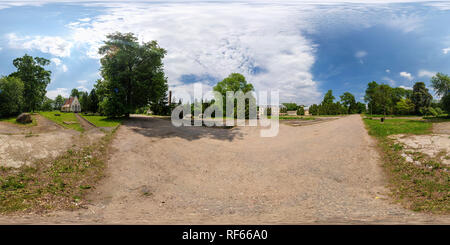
[[61, 96, 81, 112]]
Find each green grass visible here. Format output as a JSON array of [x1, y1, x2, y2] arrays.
[[81, 115, 123, 127], [0, 115, 37, 127], [268, 115, 316, 120], [363, 114, 420, 118], [363, 118, 449, 213], [39, 111, 84, 132], [363, 118, 432, 137]]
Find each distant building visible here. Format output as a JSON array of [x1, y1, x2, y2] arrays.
[[61, 96, 81, 112]]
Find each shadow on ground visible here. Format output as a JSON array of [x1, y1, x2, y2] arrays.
[[126, 116, 244, 141]]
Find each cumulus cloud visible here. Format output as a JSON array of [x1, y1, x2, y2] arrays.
[[385, 69, 391, 73], [7, 33, 72, 57], [77, 80, 88, 84], [443, 48, 450, 54], [399, 71, 413, 80], [418, 69, 436, 78], [46, 88, 69, 99], [399, 85, 413, 90], [50, 57, 68, 72], [67, 2, 322, 104]]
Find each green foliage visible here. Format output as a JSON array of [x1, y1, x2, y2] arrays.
[[9, 54, 51, 112], [40, 96, 54, 111], [339, 92, 357, 114], [88, 86, 99, 113], [78, 91, 89, 112], [431, 73, 450, 112], [412, 82, 433, 115], [97, 32, 168, 117], [70, 88, 80, 98], [54, 95, 65, 110], [297, 106, 305, 115], [395, 98, 415, 115], [282, 103, 298, 111], [213, 73, 255, 119], [0, 76, 24, 117]]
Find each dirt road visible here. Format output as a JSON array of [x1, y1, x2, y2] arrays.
[[1, 115, 449, 224]]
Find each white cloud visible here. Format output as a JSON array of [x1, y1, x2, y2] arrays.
[[46, 88, 69, 99], [399, 71, 413, 80], [443, 48, 450, 54], [418, 69, 436, 78], [78, 17, 91, 22], [50, 58, 61, 66], [382, 77, 396, 86], [62, 64, 68, 72], [355, 50, 367, 58], [399, 85, 413, 90], [76, 86, 89, 92], [77, 80, 88, 84], [67, 2, 322, 104], [7, 33, 73, 57], [385, 69, 390, 73]]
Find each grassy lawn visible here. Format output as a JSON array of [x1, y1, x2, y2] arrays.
[[364, 118, 432, 137], [39, 111, 84, 132], [81, 114, 123, 127], [363, 118, 449, 213], [0, 129, 116, 214], [268, 115, 316, 120], [0, 115, 37, 127]]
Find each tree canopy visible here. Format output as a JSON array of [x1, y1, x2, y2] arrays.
[[9, 54, 51, 112], [97, 32, 168, 117], [0, 76, 24, 117]]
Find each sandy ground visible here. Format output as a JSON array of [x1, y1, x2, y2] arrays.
[[0, 115, 78, 168], [0, 114, 104, 168], [1, 115, 449, 224]]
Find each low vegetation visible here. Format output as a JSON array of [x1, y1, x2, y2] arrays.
[[364, 118, 432, 137], [0, 128, 117, 214], [0, 115, 37, 127], [81, 114, 122, 128], [39, 111, 84, 132], [363, 118, 449, 213]]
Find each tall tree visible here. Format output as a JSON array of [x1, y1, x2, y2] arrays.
[[411, 82, 432, 114], [88, 87, 99, 113], [430, 73, 450, 112], [339, 92, 356, 114], [98, 32, 168, 117], [54, 95, 65, 110], [71, 88, 80, 98], [373, 84, 393, 116], [213, 73, 255, 118], [9, 54, 51, 112], [0, 76, 24, 117]]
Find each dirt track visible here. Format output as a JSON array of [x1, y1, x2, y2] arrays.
[[1, 115, 449, 224]]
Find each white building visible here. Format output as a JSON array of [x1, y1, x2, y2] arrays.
[[61, 96, 81, 112]]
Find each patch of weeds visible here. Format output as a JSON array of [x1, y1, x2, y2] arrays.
[[364, 119, 449, 214], [0, 127, 118, 214]]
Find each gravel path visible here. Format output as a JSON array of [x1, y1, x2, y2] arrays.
[[1, 115, 449, 224]]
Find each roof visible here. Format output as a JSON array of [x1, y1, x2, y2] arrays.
[[63, 97, 76, 106]]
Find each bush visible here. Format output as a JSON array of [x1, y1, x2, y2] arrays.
[[297, 106, 305, 115], [0, 76, 24, 117]]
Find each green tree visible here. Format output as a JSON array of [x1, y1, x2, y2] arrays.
[[339, 92, 356, 114], [373, 84, 393, 116], [213, 73, 255, 118], [98, 32, 168, 117], [71, 88, 80, 98], [355, 102, 366, 114], [0, 76, 24, 117], [297, 106, 305, 115], [54, 95, 65, 110], [395, 98, 415, 115], [411, 82, 432, 115], [79, 91, 89, 112], [364, 81, 381, 115], [40, 96, 54, 111], [430, 73, 450, 112], [9, 54, 51, 112], [282, 103, 298, 111], [88, 87, 99, 113]]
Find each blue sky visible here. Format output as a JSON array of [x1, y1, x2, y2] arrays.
[[0, 1, 449, 105]]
